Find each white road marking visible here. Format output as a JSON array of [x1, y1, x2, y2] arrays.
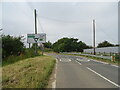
[[52, 58, 58, 89], [91, 59, 108, 64], [86, 67, 120, 88], [75, 60, 82, 65], [111, 65, 119, 68], [91, 59, 120, 67], [52, 80, 56, 89], [59, 58, 71, 62], [99, 62, 108, 64], [88, 60, 90, 61], [68, 59, 71, 62], [59, 59, 61, 61], [77, 58, 90, 62]]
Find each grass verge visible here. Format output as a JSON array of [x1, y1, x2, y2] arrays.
[[2, 49, 40, 66], [2, 55, 56, 88]]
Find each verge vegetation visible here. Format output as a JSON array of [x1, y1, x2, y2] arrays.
[[2, 56, 56, 88]]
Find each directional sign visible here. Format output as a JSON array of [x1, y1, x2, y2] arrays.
[[27, 33, 46, 43]]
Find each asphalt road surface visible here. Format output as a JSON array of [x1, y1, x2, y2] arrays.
[[48, 54, 119, 88], [66, 52, 111, 60]]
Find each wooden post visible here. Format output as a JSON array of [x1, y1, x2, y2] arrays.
[[93, 20, 96, 55]]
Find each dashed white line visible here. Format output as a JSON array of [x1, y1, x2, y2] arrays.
[[77, 58, 90, 62], [75, 60, 82, 65], [59, 59, 61, 61], [59, 58, 71, 62], [86, 67, 120, 88], [68, 59, 71, 62]]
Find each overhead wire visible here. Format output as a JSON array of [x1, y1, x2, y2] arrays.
[[12, 3, 33, 22], [15, 2, 117, 44], [96, 23, 117, 42], [25, 1, 45, 33], [37, 14, 45, 33], [36, 12, 91, 24]]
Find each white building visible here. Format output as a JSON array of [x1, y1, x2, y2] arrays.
[[84, 47, 119, 54]]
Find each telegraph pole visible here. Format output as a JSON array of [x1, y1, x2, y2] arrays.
[[34, 9, 37, 55], [34, 9, 37, 34], [93, 20, 96, 55]]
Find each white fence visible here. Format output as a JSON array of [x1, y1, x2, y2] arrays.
[[84, 47, 119, 54]]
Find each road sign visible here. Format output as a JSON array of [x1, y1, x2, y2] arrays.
[[27, 33, 46, 43]]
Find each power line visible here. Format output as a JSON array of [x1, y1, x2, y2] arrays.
[[25, 2, 45, 33], [25, 2, 91, 24], [37, 14, 45, 33], [96, 23, 117, 42], [37, 13, 90, 24], [12, 3, 33, 22]]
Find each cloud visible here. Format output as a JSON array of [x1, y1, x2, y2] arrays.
[[2, 2, 118, 46]]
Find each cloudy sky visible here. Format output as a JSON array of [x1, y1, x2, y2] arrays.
[[1, 0, 119, 47]]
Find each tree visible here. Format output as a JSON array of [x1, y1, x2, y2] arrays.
[[97, 41, 114, 48], [52, 37, 90, 52], [77, 41, 89, 52], [43, 41, 52, 48], [2, 35, 25, 58]]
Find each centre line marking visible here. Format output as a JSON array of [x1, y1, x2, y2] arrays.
[[86, 67, 120, 88], [68, 59, 71, 62], [75, 60, 82, 65], [59, 59, 61, 61]]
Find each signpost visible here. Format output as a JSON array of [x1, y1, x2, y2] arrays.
[[27, 9, 46, 55], [27, 33, 46, 43], [27, 33, 46, 55]]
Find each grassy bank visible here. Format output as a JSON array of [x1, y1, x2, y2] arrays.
[[2, 55, 56, 88], [2, 49, 40, 66]]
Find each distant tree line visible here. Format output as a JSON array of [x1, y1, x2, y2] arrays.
[[97, 41, 117, 48], [43, 39, 118, 53], [2, 35, 118, 59], [44, 37, 92, 53]]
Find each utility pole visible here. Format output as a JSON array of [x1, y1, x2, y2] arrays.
[[34, 9, 37, 34], [34, 9, 38, 55], [34, 9, 44, 56], [93, 19, 96, 55]]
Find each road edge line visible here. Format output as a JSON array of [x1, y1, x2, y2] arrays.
[[52, 58, 58, 89], [86, 67, 120, 88]]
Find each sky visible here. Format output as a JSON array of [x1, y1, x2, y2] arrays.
[[1, 0, 119, 47]]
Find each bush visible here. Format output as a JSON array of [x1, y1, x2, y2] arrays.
[[2, 48, 39, 66], [2, 35, 24, 58]]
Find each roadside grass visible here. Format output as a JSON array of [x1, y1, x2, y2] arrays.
[[2, 49, 40, 66], [2, 55, 56, 88], [62, 53, 119, 66]]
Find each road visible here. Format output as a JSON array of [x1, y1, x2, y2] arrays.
[[66, 52, 111, 60], [48, 54, 119, 88]]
